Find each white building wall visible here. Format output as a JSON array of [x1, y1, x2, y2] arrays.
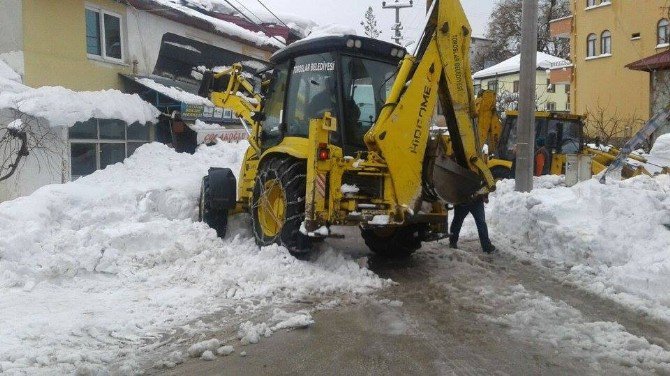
[[124, 8, 270, 76], [0, 0, 25, 78], [473, 71, 570, 112]]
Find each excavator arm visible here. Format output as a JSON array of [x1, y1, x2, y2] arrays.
[[364, 0, 495, 206]]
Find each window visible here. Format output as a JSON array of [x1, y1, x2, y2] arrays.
[[285, 53, 338, 138], [487, 80, 498, 92], [565, 84, 571, 94], [658, 19, 669, 45], [546, 78, 555, 93], [565, 102, 571, 111], [631, 32, 641, 40], [587, 33, 597, 57], [341, 55, 398, 148], [69, 118, 152, 178], [601, 30, 612, 54], [85, 7, 123, 61], [546, 102, 557, 111], [473, 83, 481, 95], [260, 62, 289, 148], [586, 0, 596, 7], [513, 80, 519, 93]]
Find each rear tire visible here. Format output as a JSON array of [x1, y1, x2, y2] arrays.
[[199, 176, 228, 237], [251, 157, 310, 253], [360, 224, 427, 258]]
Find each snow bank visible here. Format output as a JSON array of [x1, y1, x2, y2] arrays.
[[0, 141, 387, 374], [489, 175, 670, 318], [651, 133, 670, 161]]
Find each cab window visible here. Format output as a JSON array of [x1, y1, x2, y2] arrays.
[[261, 62, 289, 148], [341, 56, 397, 148], [285, 53, 338, 137]]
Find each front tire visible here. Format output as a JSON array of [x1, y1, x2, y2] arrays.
[[360, 224, 427, 258], [199, 176, 228, 237], [251, 157, 309, 253]]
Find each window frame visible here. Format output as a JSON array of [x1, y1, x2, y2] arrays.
[[85, 5, 125, 63], [69, 119, 152, 179], [586, 33, 598, 57], [601, 30, 612, 55]]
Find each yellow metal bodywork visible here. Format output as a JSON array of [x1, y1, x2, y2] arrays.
[[208, 0, 495, 234], [257, 179, 286, 237]]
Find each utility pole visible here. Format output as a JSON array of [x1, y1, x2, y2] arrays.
[[515, 0, 538, 192], [382, 0, 413, 45]]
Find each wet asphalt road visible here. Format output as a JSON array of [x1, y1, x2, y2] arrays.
[[157, 228, 670, 376]]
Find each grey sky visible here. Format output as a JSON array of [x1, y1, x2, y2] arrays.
[[262, 0, 497, 43]]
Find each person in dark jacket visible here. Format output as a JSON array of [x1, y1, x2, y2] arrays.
[[449, 193, 496, 254]]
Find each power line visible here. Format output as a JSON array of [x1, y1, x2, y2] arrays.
[[221, 0, 287, 46], [230, 0, 265, 24], [255, 0, 290, 29]]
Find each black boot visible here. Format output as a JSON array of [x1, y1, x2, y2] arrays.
[[483, 244, 497, 254]]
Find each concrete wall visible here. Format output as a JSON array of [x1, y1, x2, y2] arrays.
[[570, 0, 669, 135], [651, 70, 670, 141], [474, 70, 570, 112]]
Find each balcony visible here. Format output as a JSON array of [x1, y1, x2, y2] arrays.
[[549, 15, 573, 39]]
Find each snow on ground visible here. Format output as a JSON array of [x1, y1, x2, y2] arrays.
[[0, 141, 388, 374], [485, 174, 670, 320]]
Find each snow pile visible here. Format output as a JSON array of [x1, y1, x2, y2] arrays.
[[135, 77, 213, 106], [651, 133, 670, 163], [487, 284, 670, 370], [0, 59, 27, 93], [0, 141, 388, 374], [303, 24, 357, 41], [488, 175, 670, 318], [0, 86, 158, 127]]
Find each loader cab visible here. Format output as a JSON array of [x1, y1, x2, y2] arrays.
[[260, 35, 405, 155], [496, 111, 585, 161]]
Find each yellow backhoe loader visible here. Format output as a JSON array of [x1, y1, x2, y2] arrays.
[[196, 0, 495, 257], [473, 90, 659, 179]]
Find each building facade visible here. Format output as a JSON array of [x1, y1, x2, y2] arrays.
[[0, 0, 291, 201], [550, 0, 670, 139], [0, 0, 280, 91], [473, 52, 571, 113]]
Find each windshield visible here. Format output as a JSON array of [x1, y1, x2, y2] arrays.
[[341, 55, 398, 148]]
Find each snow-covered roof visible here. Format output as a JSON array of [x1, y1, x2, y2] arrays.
[[473, 52, 569, 79], [135, 0, 287, 49], [0, 62, 158, 127]]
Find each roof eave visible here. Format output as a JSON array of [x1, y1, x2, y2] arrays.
[[126, 0, 280, 53]]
